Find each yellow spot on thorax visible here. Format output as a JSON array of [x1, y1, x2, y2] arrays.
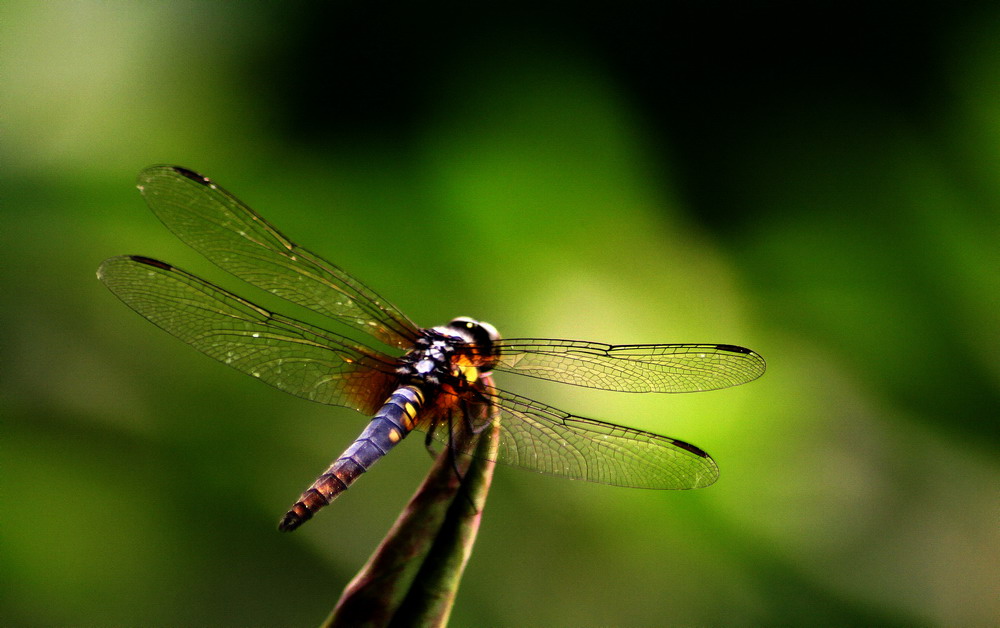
[[453, 356, 480, 383]]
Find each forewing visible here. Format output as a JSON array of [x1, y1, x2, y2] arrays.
[[98, 255, 398, 414], [495, 339, 765, 393], [424, 386, 718, 489], [136, 165, 420, 349]]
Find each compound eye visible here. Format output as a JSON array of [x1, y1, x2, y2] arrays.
[[478, 321, 500, 343], [447, 317, 499, 343], [444, 318, 501, 367], [449, 316, 477, 330]]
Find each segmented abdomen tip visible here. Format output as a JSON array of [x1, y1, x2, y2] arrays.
[[277, 512, 305, 532]]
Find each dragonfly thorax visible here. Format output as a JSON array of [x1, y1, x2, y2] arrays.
[[397, 317, 501, 389]]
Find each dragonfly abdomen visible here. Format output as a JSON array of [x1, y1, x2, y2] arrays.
[[278, 385, 425, 532]]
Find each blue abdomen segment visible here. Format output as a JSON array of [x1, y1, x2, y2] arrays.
[[278, 385, 425, 531]]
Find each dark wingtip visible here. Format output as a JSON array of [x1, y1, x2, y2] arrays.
[[670, 438, 711, 459], [171, 166, 212, 185], [128, 255, 173, 270], [715, 343, 752, 355]]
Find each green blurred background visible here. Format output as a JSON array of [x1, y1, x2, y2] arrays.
[[3, 3, 997, 626]]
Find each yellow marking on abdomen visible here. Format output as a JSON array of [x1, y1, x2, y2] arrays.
[[400, 402, 417, 430]]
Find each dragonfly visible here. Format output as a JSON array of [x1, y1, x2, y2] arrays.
[[97, 166, 766, 532]]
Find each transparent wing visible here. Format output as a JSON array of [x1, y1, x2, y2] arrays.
[[495, 339, 765, 393], [425, 384, 718, 489], [97, 255, 399, 414], [136, 165, 420, 349]]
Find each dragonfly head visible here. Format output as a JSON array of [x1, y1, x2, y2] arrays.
[[442, 316, 501, 371]]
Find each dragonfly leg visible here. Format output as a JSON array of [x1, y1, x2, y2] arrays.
[[443, 408, 469, 486], [422, 409, 471, 485]]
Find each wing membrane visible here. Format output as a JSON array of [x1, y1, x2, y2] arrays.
[[97, 255, 398, 414], [135, 166, 420, 349], [427, 386, 719, 489], [495, 339, 765, 393]]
